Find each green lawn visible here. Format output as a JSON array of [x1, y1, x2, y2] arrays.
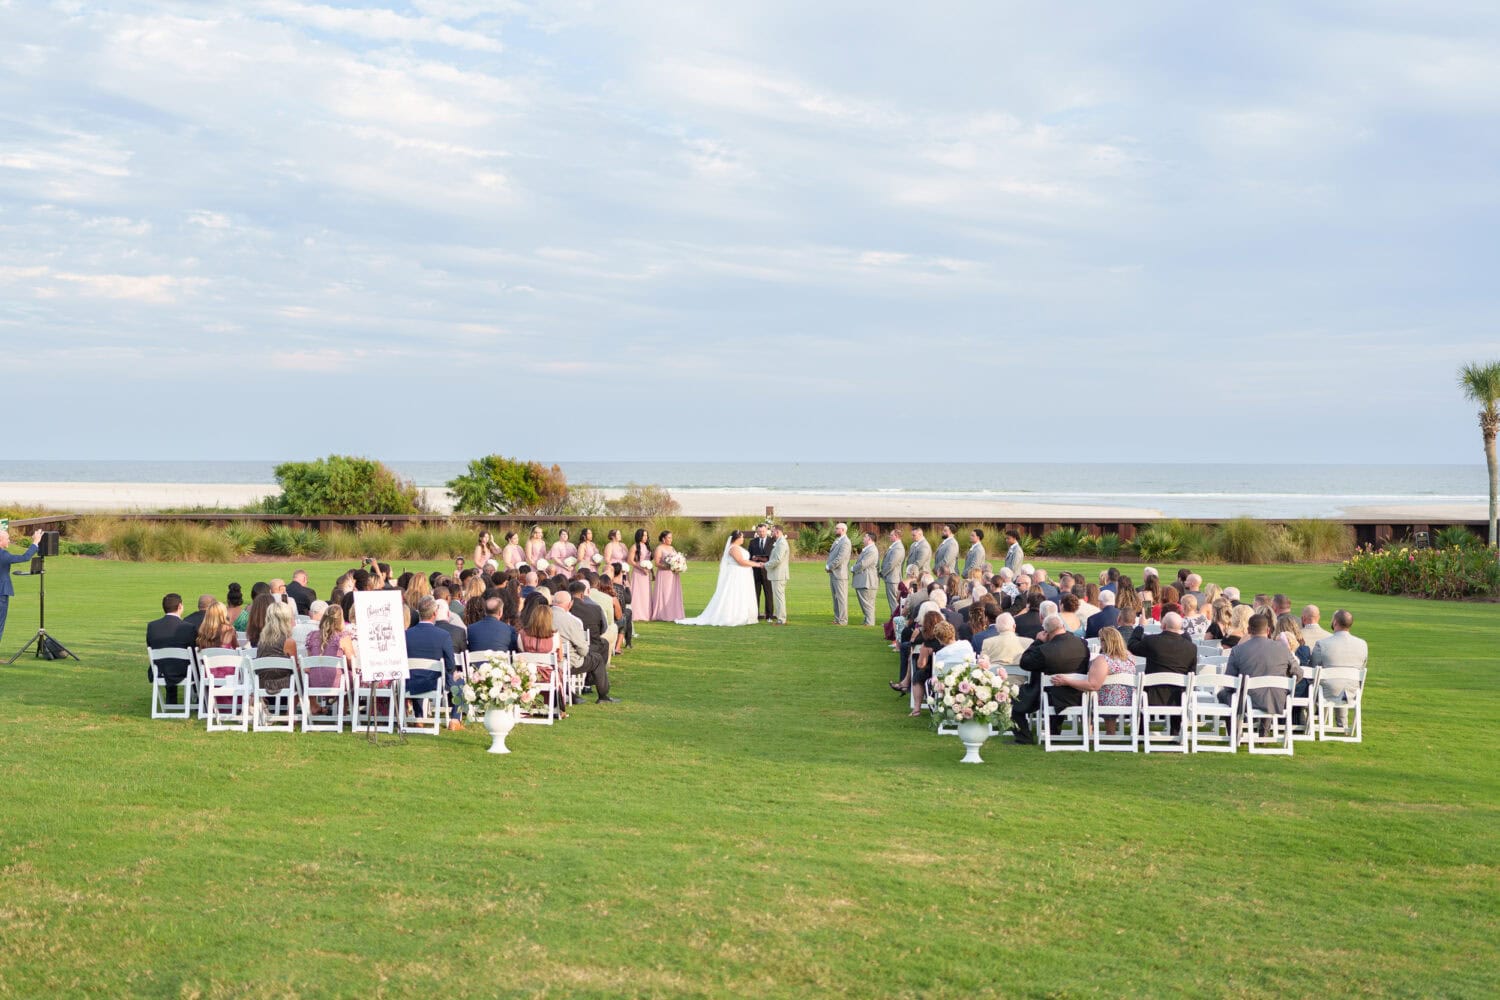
[[0, 557, 1496, 998]]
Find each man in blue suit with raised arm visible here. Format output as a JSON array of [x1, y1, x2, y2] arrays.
[[0, 523, 43, 648]]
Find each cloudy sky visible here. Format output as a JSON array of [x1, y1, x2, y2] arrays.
[[2, 1, 1496, 463]]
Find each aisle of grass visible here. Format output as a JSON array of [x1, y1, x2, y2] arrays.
[[0, 557, 1496, 997]]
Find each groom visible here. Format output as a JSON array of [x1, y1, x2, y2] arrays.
[[763, 524, 790, 624], [747, 522, 774, 621]]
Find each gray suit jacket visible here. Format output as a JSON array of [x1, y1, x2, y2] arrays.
[[548, 606, 589, 665], [1227, 635, 1302, 713], [852, 543, 879, 589], [880, 540, 904, 582], [1310, 630, 1367, 670], [962, 542, 987, 577], [1004, 542, 1023, 575], [905, 537, 931, 575], [933, 536, 958, 576], [764, 536, 790, 582], [825, 536, 851, 579]]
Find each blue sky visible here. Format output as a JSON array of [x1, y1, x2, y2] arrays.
[[1, 1, 1496, 463]]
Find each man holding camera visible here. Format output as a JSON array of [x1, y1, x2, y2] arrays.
[[0, 523, 44, 648]]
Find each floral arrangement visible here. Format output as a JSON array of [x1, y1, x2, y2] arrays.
[[564, 556, 578, 569], [535, 558, 550, 571], [462, 653, 548, 716], [1335, 544, 1499, 600], [925, 655, 1017, 727], [664, 553, 688, 574]]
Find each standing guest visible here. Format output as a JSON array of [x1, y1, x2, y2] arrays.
[[225, 582, 247, 631], [1012, 615, 1091, 743], [650, 530, 685, 622], [1310, 609, 1368, 728], [1224, 614, 1301, 718], [286, 570, 318, 616], [824, 522, 852, 626], [525, 527, 548, 568], [747, 523, 774, 621], [474, 531, 503, 569], [933, 524, 959, 578], [852, 530, 880, 627], [1127, 611, 1197, 730], [879, 527, 906, 620], [499, 531, 525, 570], [1300, 605, 1331, 647], [146, 593, 199, 705], [195, 601, 238, 652], [1049, 625, 1138, 734], [905, 527, 932, 577], [1084, 589, 1120, 638], [764, 524, 791, 625], [1003, 530, 1024, 575], [962, 528, 987, 578], [630, 529, 654, 622], [0, 525, 41, 648], [548, 528, 578, 577], [576, 527, 600, 571]]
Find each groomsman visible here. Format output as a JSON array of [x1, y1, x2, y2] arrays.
[[879, 527, 905, 619], [747, 523, 774, 620], [852, 530, 879, 627], [904, 527, 932, 577], [963, 528, 988, 577], [933, 525, 959, 578], [824, 522, 851, 626], [764, 525, 791, 624]]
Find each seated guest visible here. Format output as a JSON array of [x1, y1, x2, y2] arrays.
[[929, 620, 973, 681], [1272, 593, 1292, 619], [286, 570, 317, 616], [1058, 594, 1084, 636], [432, 597, 468, 657], [184, 594, 214, 631], [1035, 569, 1060, 602], [980, 612, 1033, 668], [1149, 585, 1181, 621], [403, 574, 432, 628], [1183, 573, 1204, 606], [226, 582, 248, 630], [553, 587, 614, 703], [1310, 609, 1368, 727], [1138, 569, 1160, 608], [1300, 604, 1331, 646], [1205, 598, 1233, 642], [305, 603, 355, 659], [403, 596, 457, 719], [1011, 592, 1044, 642], [244, 592, 276, 648], [892, 610, 943, 709], [1179, 594, 1208, 639], [1012, 615, 1090, 743], [1085, 589, 1120, 638], [1224, 613, 1302, 719], [1128, 610, 1197, 729], [251, 602, 299, 703], [292, 600, 325, 648], [195, 600, 238, 651], [968, 604, 997, 655], [1201, 582, 1222, 609], [1274, 613, 1312, 667], [268, 578, 297, 614], [146, 593, 199, 705], [470, 592, 523, 655], [1050, 625, 1137, 734], [1114, 576, 1142, 618], [1223, 586, 1242, 606], [1221, 604, 1255, 648], [1078, 584, 1101, 622], [1100, 567, 1120, 593]]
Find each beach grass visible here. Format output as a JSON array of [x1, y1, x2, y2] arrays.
[[0, 557, 1495, 997]]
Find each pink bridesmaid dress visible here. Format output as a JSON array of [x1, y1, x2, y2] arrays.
[[603, 541, 628, 570], [650, 545, 684, 621], [576, 541, 600, 571], [629, 543, 653, 621], [548, 541, 577, 577], [526, 539, 548, 569], [502, 544, 525, 570]]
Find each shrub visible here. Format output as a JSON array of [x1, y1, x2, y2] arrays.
[[1336, 545, 1499, 600], [266, 455, 424, 516], [607, 483, 681, 518], [1214, 517, 1276, 564], [1132, 525, 1180, 562], [354, 522, 396, 559], [396, 522, 474, 560], [256, 526, 325, 557], [67, 515, 120, 544], [222, 522, 264, 557], [1285, 519, 1355, 561], [60, 540, 106, 556], [1008, 533, 1039, 561], [1092, 532, 1123, 558], [1038, 527, 1088, 557], [446, 456, 568, 515], [1434, 525, 1483, 550], [795, 521, 839, 558]]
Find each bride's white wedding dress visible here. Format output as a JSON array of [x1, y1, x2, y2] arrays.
[[677, 537, 758, 627]]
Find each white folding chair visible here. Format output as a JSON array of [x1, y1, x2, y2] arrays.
[[1189, 672, 1240, 753], [1316, 666, 1367, 743], [1241, 676, 1296, 755], [1086, 637, 1101, 656], [515, 651, 559, 725], [235, 631, 249, 650], [1196, 639, 1223, 659], [350, 660, 399, 733], [1288, 666, 1320, 742], [399, 657, 446, 735], [1196, 655, 1228, 673], [299, 655, 350, 733], [200, 650, 252, 732], [1141, 673, 1189, 753], [1092, 672, 1142, 752], [1040, 674, 1091, 751], [249, 656, 300, 731], [147, 647, 196, 720]]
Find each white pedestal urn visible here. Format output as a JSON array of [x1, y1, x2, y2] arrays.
[[483, 708, 519, 754], [956, 720, 991, 764]]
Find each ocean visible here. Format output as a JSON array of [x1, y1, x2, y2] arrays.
[[0, 461, 1487, 519]]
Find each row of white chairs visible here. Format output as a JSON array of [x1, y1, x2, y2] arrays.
[[147, 644, 578, 734]]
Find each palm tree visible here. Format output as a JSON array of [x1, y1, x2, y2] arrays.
[[1458, 361, 1500, 547]]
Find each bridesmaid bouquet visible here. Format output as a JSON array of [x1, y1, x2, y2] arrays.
[[463, 654, 548, 717], [564, 556, 578, 569], [592, 553, 605, 565], [665, 553, 688, 574], [535, 558, 550, 571], [925, 657, 1017, 728]]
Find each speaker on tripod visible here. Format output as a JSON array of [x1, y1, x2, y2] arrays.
[[6, 531, 79, 664]]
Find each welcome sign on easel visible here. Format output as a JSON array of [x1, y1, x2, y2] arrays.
[[353, 591, 409, 682]]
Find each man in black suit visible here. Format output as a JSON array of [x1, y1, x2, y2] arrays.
[[1011, 615, 1090, 744], [286, 570, 318, 616], [183, 594, 214, 632], [1128, 611, 1198, 732], [747, 523, 774, 621], [1011, 594, 1044, 642], [432, 600, 467, 656], [146, 593, 199, 705]]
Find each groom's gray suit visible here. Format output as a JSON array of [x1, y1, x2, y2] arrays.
[[852, 540, 879, 627], [879, 539, 905, 618], [764, 534, 790, 623], [825, 534, 851, 625]]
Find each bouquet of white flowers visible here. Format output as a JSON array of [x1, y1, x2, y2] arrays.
[[592, 553, 605, 565], [535, 558, 550, 571], [925, 655, 1017, 728], [564, 556, 578, 569], [463, 653, 548, 717], [665, 552, 688, 574]]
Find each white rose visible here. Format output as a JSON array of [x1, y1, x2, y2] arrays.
[[983, 701, 999, 714]]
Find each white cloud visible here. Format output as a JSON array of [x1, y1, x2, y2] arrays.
[[256, 2, 504, 52]]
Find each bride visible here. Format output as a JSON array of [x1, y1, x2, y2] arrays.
[[676, 530, 758, 627]]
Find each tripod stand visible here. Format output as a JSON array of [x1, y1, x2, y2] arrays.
[[5, 559, 80, 663]]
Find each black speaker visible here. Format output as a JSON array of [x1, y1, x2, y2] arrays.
[[39, 531, 60, 557]]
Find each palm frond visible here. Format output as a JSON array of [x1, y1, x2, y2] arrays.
[[1457, 361, 1500, 406]]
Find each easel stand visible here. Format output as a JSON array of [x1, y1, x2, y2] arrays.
[[5, 561, 79, 664], [364, 682, 407, 746]]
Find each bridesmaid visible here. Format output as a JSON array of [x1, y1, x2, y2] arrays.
[[629, 529, 653, 623], [501, 531, 526, 571], [473, 530, 502, 570], [525, 526, 548, 568], [575, 527, 600, 572], [548, 528, 578, 577], [650, 529, 684, 622], [602, 529, 628, 570]]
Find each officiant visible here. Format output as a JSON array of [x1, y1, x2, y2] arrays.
[[748, 522, 774, 621]]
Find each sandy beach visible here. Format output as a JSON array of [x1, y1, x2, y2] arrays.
[[0, 482, 1487, 522]]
